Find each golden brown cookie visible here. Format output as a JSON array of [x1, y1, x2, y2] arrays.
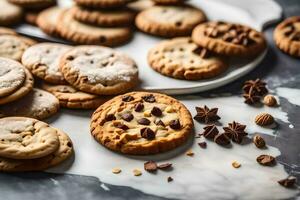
[[0, 128, 73, 172], [192, 21, 267, 57], [41, 82, 110, 109], [36, 6, 65, 36], [0, 117, 59, 160], [71, 5, 136, 27], [274, 16, 300, 57], [148, 37, 228, 80], [0, 88, 60, 119], [60, 45, 139, 95], [8, 0, 56, 9], [0, 64, 34, 105], [0, 35, 36, 61], [22, 43, 71, 84], [74, 0, 133, 9], [90, 92, 193, 155], [56, 9, 132, 46], [153, 0, 186, 5], [0, 0, 23, 26], [135, 5, 206, 37]]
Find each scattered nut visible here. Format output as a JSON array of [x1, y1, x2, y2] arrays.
[[255, 113, 274, 126], [253, 134, 266, 148], [143, 110, 151, 117], [256, 155, 276, 166], [133, 169, 142, 176], [165, 106, 174, 113], [232, 161, 241, 168], [263, 95, 277, 107], [278, 176, 297, 188], [186, 150, 194, 156], [112, 168, 122, 174], [144, 161, 157, 172]]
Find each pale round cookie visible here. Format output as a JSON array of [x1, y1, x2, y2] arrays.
[[56, 9, 132, 47], [135, 5, 206, 37], [0, 117, 60, 160], [0, 27, 17, 35], [22, 43, 71, 84], [60, 46, 139, 95], [36, 7, 65, 36], [0, 88, 60, 120], [0, 66, 34, 105], [0, 35, 36, 61], [0, 0, 23, 26], [0, 58, 26, 98], [41, 82, 110, 109], [192, 21, 267, 57], [8, 0, 56, 9], [0, 128, 73, 172], [90, 92, 194, 155], [74, 0, 133, 8], [148, 37, 228, 80], [71, 6, 136, 27], [274, 16, 300, 57]]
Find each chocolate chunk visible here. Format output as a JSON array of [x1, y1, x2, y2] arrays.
[[151, 107, 162, 117], [142, 94, 156, 103], [105, 114, 116, 122], [140, 127, 156, 140], [167, 177, 173, 182], [144, 161, 157, 172], [115, 123, 129, 130], [198, 142, 207, 149], [278, 177, 296, 188], [122, 95, 134, 102], [214, 133, 230, 146], [169, 119, 181, 130], [256, 155, 276, 166], [202, 125, 219, 139], [157, 163, 172, 170], [155, 119, 165, 126], [137, 118, 151, 125], [121, 113, 134, 122], [134, 103, 144, 112]]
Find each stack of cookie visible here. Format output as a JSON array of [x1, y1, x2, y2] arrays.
[[0, 117, 73, 172]]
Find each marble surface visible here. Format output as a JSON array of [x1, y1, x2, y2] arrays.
[[1, 0, 300, 200]]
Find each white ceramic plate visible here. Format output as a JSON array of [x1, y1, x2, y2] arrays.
[[15, 0, 282, 95]]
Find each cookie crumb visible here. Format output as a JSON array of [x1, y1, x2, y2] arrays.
[[198, 142, 207, 149], [167, 176, 173, 182], [232, 161, 241, 168], [112, 168, 121, 174], [133, 169, 142, 176], [186, 150, 194, 156]]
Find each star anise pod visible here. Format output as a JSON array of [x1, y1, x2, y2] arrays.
[[243, 79, 268, 96], [194, 106, 221, 124], [243, 90, 261, 105], [223, 121, 247, 144]]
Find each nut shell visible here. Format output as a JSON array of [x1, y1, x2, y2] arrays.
[[263, 95, 277, 107], [255, 113, 274, 126]]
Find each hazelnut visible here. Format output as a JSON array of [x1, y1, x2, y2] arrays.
[[263, 95, 277, 107], [143, 110, 151, 117], [255, 113, 274, 126], [165, 106, 174, 113]]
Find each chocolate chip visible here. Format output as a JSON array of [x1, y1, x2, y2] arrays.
[[278, 177, 296, 188], [155, 119, 165, 126], [121, 113, 134, 122], [167, 177, 173, 182], [157, 163, 172, 170], [144, 161, 157, 172], [198, 142, 207, 149], [214, 133, 231, 146], [169, 119, 181, 130], [134, 103, 144, 112], [140, 127, 156, 140], [256, 155, 276, 166], [142, 94, 156, 103], [151, 107, 162, 117], [115, 123, 129, 130], [105, 114, 116, 122], [137, 118, 151, 125], [122, 95, 134, 102]]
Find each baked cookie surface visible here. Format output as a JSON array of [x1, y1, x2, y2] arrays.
[[60, 46, 138, 95], [41, 83, 109, 109], [37, 7, 65, 36], [74, 0, 133, 8], [22, 43, 71, 84], [57, 9, 132, 46], [90, 92, 193, 155], [274, 16, 300, 57], [148, 37, 228, 80], [135, 5, 206, 37], [0, 88, 60, 119], [192, 21, 267, 57], [0, 128, 73, 172], [0, 117, 59, 160], [0, 0, 23, 26]]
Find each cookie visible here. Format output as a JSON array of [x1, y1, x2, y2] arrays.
[[41, 82, 110, 109], [148, 37, 228, 80], [25, 11, 39, 25], [192, 21, 267, 57], [36, 7, 65, 36], [0, 117, 59, 160], [60, 46, 139, 95], [274, 16, 300, 57], [0, 0, 23, 26], [0, 88, 60, 119], [74, 0, 133, 9], [0, 27, 17, 35], [0, 58, 26, 98], [56, 9, 132, 47], [8, 0, 56, 9], [0, 35, 36, 61], [71, 6, 135, 27], [22, 43, 71, 84], [128, 0, 154, 12], [135, 5, 206, 37], [153, 0, 186, 5], [91, 92, 193, 155], [0, 64, 34, 105], [0, 128, 73, 172]]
